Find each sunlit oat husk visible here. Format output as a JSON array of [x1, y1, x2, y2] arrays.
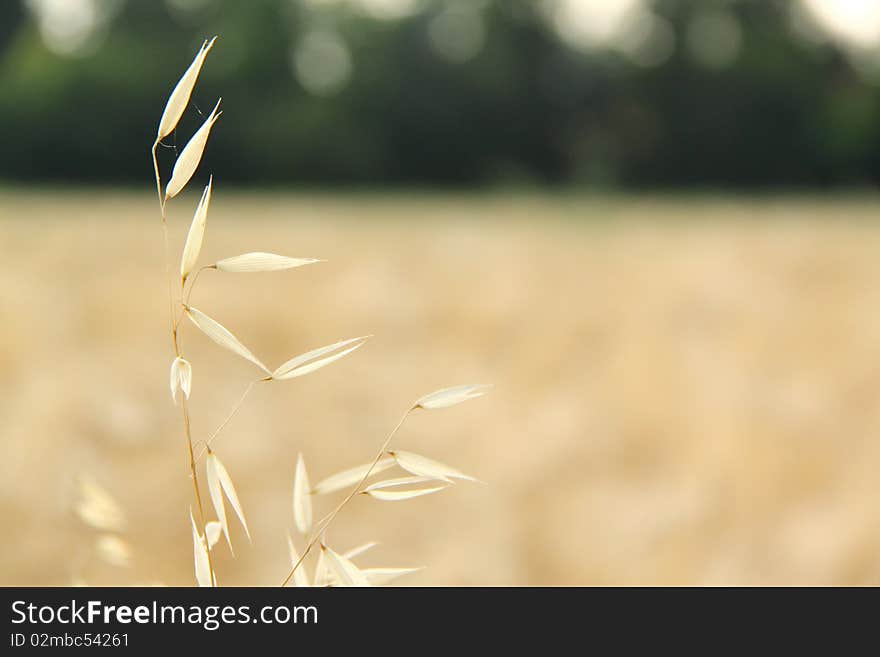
[[271, 336, 370, 380], [313, 548, 330, 587], [165, 98, 222, 200], [286, 534, 311, 587], [190, 510, 213, 587], [169, 356, 192, 404], [363, 567, 424, 585], [180, 177, 212, 281], [214, 252, 322, 273], [206, 452, 231, 552], [205, 520, 222, 549], [206, 451, 250, 550], [342, 542, 378, 560], [321, 545, 370, 587], [184, 305, 269, 372], [74, 476, 125, 532], [365, 487, 447, 501], [363, 477, 449, 501], [293, 453, 312, 535], [365, 476, 436, 490], [311, 457, 396, 495], [156, 37, 217, 141], [414, 384, 492, 410], [389, 450, 477, 483], [95, 534, 131, 568]]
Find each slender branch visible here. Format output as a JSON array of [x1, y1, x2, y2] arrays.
[[195, 379, 258, 463], [151, 140, 165, 212], [173, 265, 215, 337], [184, 265, 214, 307], [281, 406, 415, 587]]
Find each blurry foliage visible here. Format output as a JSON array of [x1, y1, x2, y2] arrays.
[[1, 0, 880, 188]]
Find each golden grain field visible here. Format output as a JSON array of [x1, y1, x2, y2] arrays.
[[3, 190, 880, 585]]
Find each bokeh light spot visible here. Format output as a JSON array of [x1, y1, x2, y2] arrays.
[[291, 30, 353, 97]]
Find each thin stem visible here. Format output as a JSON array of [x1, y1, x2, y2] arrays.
[[173, 265, 215, 336], [184, 265, 214, 307], [281, 406, 415, 587], [151, 140, 165, 212], [153, 141, 216, 586], [195, 379, 258, 463], [180, 396, 216, 586]]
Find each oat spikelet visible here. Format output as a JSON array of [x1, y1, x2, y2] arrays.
[[157, 37, 217, 141], [205, 520, 222, 549], [363, 567, 424, 585], [414, 384, 492, 409], [95, 534, 131, 568], [363, 476, 449, 501], [184, 305, 269, 372], [342, 542, 378, 560], [169, 356, 192, 404], [311, 457, 396, 495], [206, 450, 250, 551], [165, 98, 222, 200], [293, 453, 312, 535], [206, 452, 230, 552], [180, 177, 212, 281], [389, 450, 477, 483], [321, 544, 370, 587], [271, 336, 370, 380], [75, 476, 125, 532], [190, 510, 213, 587], [214, 252, 322, 273], [313, 548, 330, 587]]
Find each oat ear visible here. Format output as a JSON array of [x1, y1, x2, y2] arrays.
[[180, 177, 212, 282], [271, 336, 370, 380], [389, 450, 478, 483], [342, 542, 379, 560], [189, 509, 214, 587], [205, 521, 223, 549], [206, 451, 231, 553], [95, 535, 132, 568], [321, 544, 371, 587], [214, 252, 323, 273], [74, 476, 125, 532], [414, 384, 492, 409], [311, 457, 396, 495], [184, 305, 269, 373], [363, 476, 450, 501], [362, 567, 424, 586], [293, 453, 313, 535], [169, 356, 192, 404], [165, 98, 222, 200], [157, 37, 217, 141], [207, 451, 251, 550]]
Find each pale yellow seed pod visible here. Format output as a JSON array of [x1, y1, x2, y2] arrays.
[[184, 305, 269, 373], [169, 356, 192, 404], [214, 252, 321, 273], [165, 98, 222, 200], [180, 177, 213, 281], [293, 453, 312, 535], [157, 37, 217, 141]]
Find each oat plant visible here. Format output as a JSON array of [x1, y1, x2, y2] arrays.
[[151, 37, 489, 587]]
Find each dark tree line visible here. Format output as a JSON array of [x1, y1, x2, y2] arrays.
[[0, 0, 878, 188]]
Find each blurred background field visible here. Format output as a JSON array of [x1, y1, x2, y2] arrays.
[[4, 190, 880, 586], [4, 0, 880, 585]]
